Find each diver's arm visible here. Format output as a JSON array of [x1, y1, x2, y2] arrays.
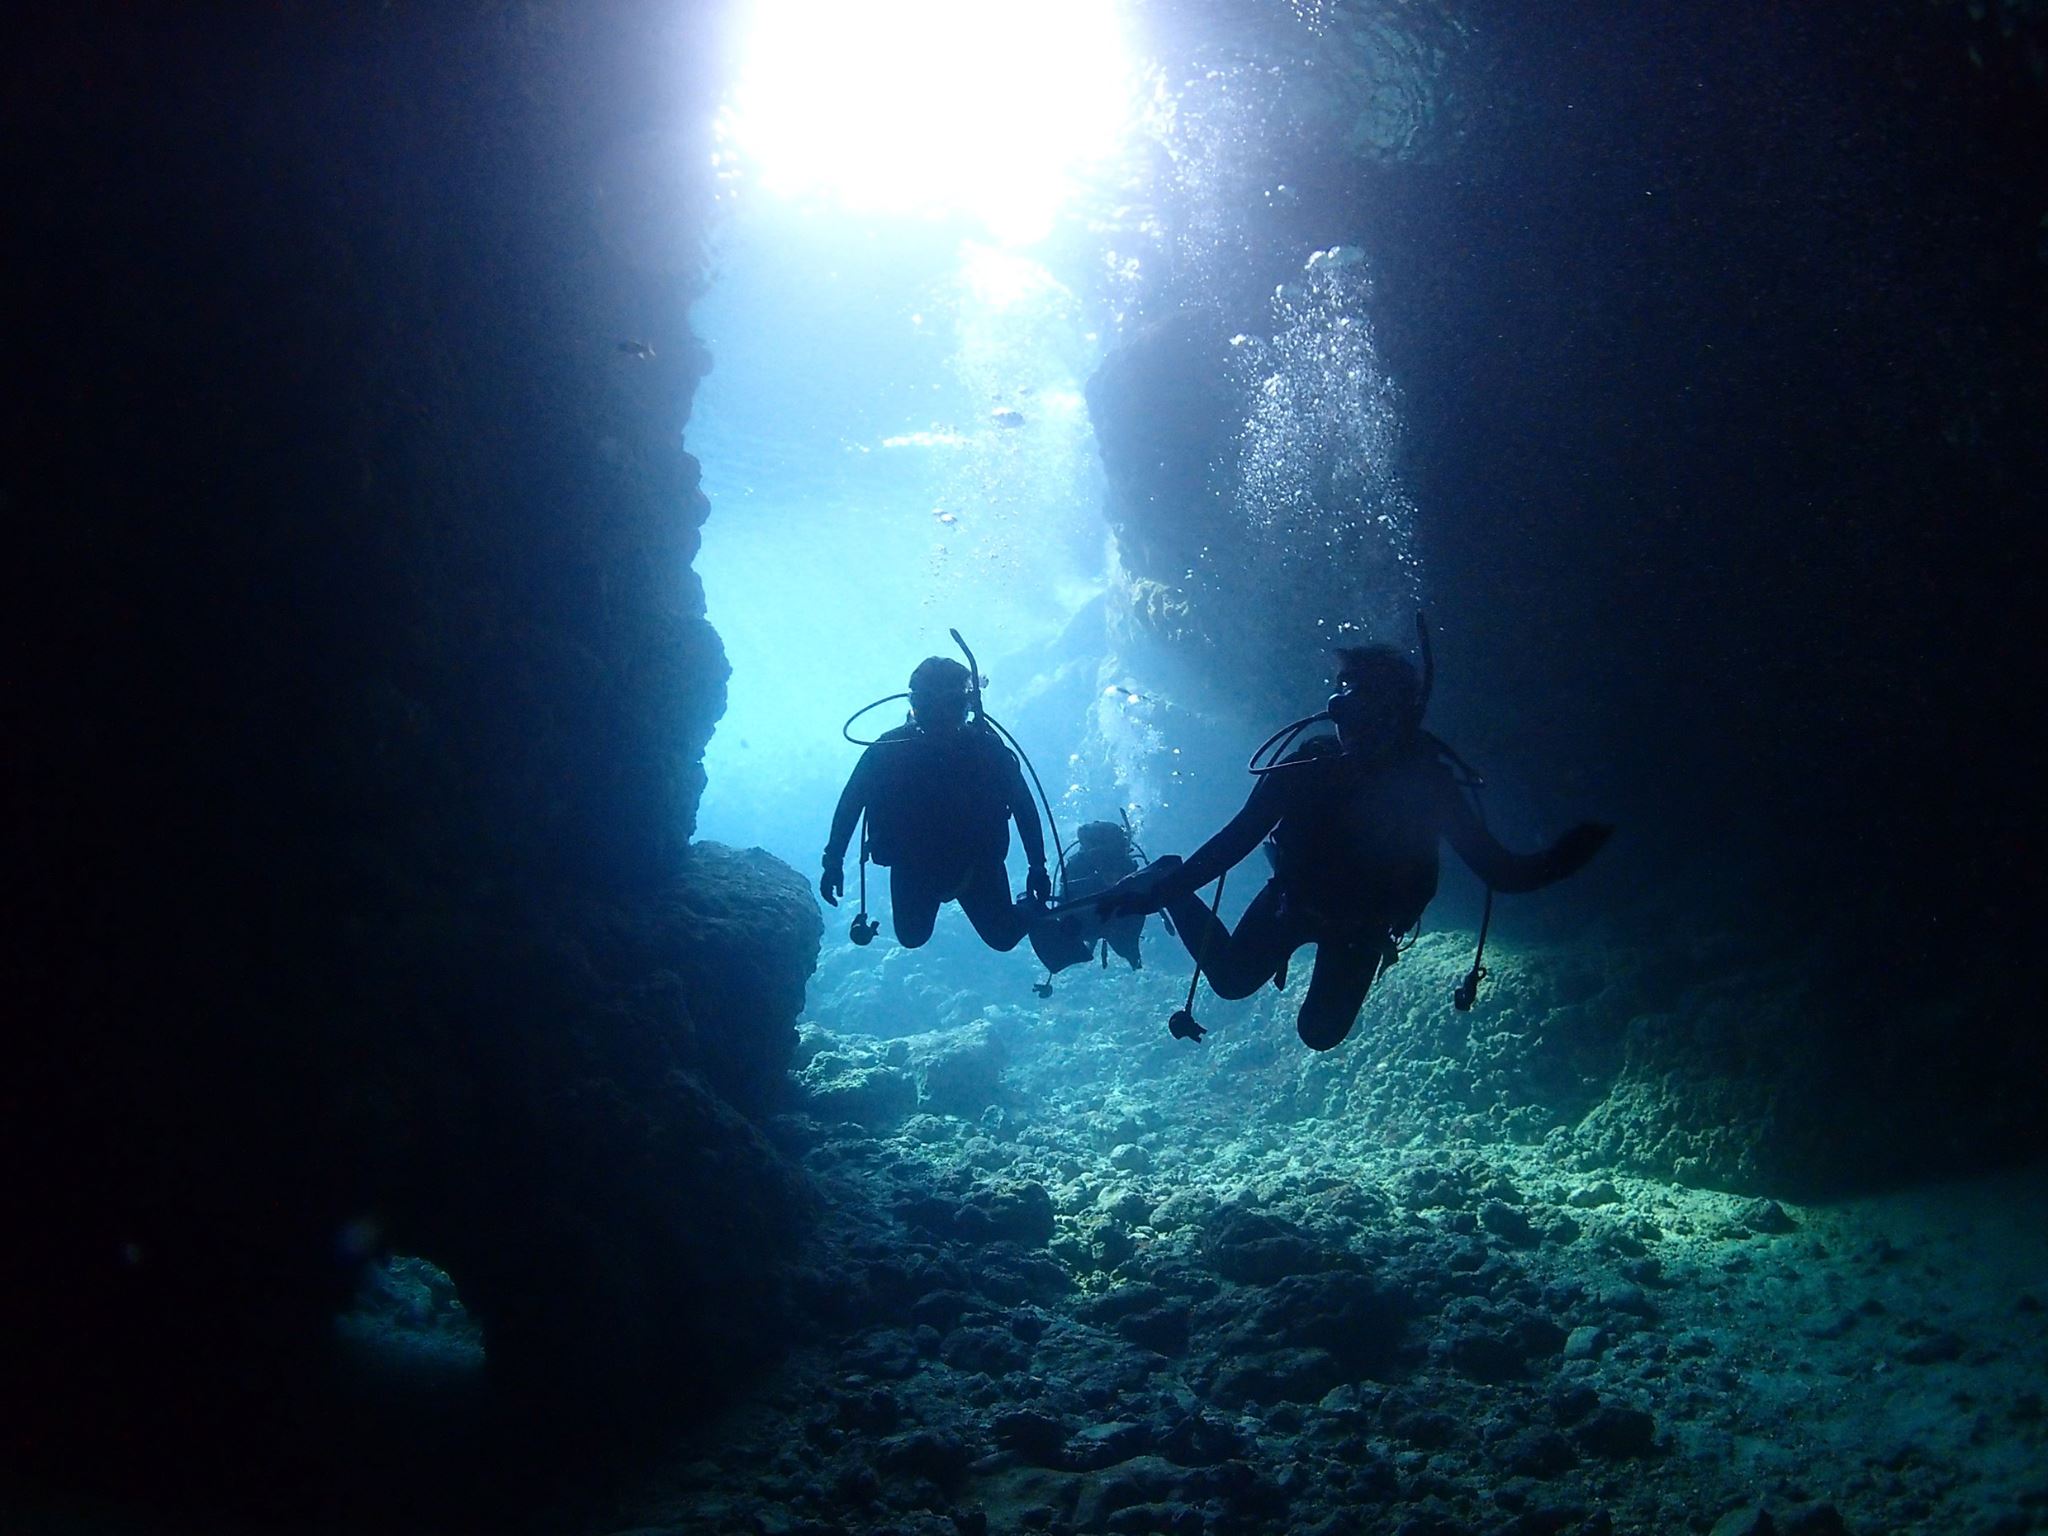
[[824, 754, 872, 868], [1166, 773, 1288, 896], [1443, 782, 1612, 893], [1001, 751, 1047, 870], [1002, 750, 1051, 901]]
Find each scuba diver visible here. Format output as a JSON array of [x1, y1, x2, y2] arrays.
[[1093, 618, 1612, 1050], [823, 640, 1052, 952], [1027, 815, 1152, 979]]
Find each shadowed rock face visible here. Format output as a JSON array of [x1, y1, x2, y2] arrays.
[[1, 0, 817, 1487], [356, 844, 823, 1411], [1088, 313, 1244, 607], [1077, 0, 2048, 1200]]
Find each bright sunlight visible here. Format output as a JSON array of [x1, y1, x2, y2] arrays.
[[718, 0, 1137, 245]]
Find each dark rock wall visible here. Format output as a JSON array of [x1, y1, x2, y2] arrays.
[[1366, 2, 2048, 1189], [2, 0, 818, 1489], [1081, 1, 2048, 1189]]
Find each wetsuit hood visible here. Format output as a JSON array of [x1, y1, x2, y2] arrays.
[[908, 655, 972, 731]]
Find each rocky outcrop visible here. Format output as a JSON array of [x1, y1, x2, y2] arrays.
[[1087, 313, 1244, 609], [353, 860, 821, 1409], [1, 1, 817, 1490], [628, 927, 2048, 1536]]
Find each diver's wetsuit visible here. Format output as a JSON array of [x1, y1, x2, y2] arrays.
[[1147, 739, 1602, 1050], [826, 722, 1046, 950]]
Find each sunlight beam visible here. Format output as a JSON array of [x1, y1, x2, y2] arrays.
[[719, 0, 1134, 244]]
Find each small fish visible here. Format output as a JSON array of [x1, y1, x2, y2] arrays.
[[933, 509, 958, 526], [990, 406, 1025, 428], [617, 339, 656, 359]]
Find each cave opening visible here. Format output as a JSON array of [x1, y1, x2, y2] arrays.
[[691, 0, 1146, 880], [689, 1, 1430, 956]]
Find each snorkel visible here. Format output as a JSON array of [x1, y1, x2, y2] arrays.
[[948, 628, 986, 724]]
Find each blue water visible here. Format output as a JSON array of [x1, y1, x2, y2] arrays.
[[692, 207, 1114, 874]]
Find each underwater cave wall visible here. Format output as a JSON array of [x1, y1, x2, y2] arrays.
[[2, 0, 817, 1482], [1082, 0, 2048, 1193]]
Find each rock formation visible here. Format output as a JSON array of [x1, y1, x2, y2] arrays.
[[1, 2, 818, 1494]]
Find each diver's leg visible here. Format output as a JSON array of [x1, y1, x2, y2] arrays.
[[956, 859, 1031, 952], [1159, 887, 1225, 967], [1294, 932, 1388, 1051], [1164, 881, 1299, 1000], [889, 865, 945, 949]]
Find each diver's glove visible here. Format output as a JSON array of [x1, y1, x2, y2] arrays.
[[819, 856, 844, 907], [1024, 863, 1052, 905]]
